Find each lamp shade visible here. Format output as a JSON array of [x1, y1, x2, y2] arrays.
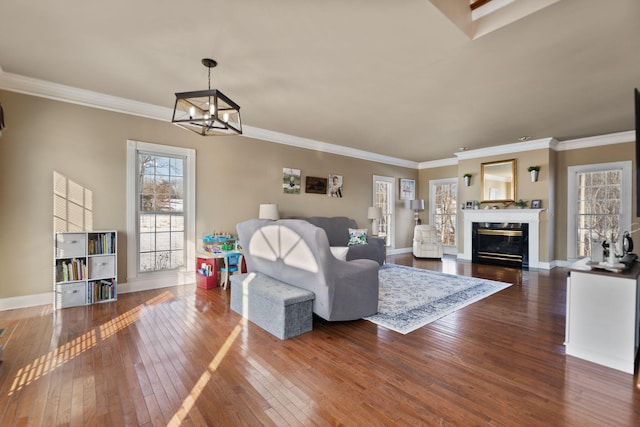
[[367, 206, 382, 220], [410, 199, 425, 211], [258, 204, 280, 220]]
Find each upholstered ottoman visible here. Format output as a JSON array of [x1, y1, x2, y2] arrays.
[[230, 272, 315, 339]]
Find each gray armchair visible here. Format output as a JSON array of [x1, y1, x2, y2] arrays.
[[237, 219, 380, 321]]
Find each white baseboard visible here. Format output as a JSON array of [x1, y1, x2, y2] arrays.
[[118, 272, 196, 294], [0, 292, 52, 311], [387, 247, 412, 255], [0, 272, 197, 312]]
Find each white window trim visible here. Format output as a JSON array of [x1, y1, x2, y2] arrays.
[[125, 140, 196, 293], [567, 160, 632, 260], [373, 175, 395, 248], [429, 178, 458, 255]]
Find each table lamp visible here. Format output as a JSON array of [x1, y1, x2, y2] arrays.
[[258, 203, 280, 220], [368, 206, 383, 236]]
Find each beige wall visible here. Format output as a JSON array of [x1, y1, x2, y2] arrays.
[[1, 89, 636, 301], [420, 150, 554, 260], [0, 90, 416, 300], [418, 143, 637, 263], [555, 141, 638, 260]]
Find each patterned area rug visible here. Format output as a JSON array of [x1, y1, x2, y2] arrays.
[[364, 264, 512, 334]]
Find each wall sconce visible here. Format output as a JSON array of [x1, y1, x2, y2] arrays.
[[528, 166, 540, 182]]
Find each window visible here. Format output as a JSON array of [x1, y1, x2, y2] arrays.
[[373, 175, 394, 247], [127, 141, 195, 287], [138, 153, 185, 272], [429, 178, 457, 254], [567, 161, 631, 259]]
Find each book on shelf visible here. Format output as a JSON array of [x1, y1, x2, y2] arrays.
[[89, 233, 114, 255], [57, 258, 86, 282]]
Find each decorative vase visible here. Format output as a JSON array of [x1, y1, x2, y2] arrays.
[[464, 176, 471, 186], [530, 170, 539, 182]]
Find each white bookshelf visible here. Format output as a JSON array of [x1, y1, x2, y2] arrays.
[[54, 231, 117, 309]]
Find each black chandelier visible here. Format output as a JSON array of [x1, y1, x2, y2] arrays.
[[171, 58, 242, 136]]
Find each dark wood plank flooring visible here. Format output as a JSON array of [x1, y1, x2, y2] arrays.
[[0, 254, 639, 426]]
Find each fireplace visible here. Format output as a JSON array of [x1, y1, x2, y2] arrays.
[[462, 209, 544, 269], [472, 223, 529, 268]]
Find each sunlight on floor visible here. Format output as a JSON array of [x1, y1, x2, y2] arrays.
[[7, 291, 174, 396], [167, 319, 245, 426]]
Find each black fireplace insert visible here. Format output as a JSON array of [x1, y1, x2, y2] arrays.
[[472, 222, 529, 269]]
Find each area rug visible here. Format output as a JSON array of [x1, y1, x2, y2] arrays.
[[364, 264, 512, 334]]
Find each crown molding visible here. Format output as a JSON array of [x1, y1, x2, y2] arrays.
[[0, 68, 417, 169], [554, 130, 635, 151], [0, 67, 171, 120], [454, 137, 558, 160], [1, 68, 633, 169], [418, 157, 458, 169], [242, 126, 418, 168]]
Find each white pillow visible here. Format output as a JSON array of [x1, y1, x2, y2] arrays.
[[330, 246, 349, 261]]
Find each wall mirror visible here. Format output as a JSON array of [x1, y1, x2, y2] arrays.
[[481, 159, 517, 203]]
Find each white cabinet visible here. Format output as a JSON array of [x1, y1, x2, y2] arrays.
[[54, 231, 117, 309], [565, 264, 640, 374]]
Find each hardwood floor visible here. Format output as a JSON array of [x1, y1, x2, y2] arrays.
[[1, 254, 639, 426]]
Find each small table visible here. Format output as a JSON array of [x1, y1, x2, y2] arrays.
[[196, 251, 244, 289]]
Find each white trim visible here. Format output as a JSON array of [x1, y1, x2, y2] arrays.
[[126, 140, 196, 288], [418, 157, 458, 169], [461, 209, 545, 269], [244, 126, 418, 169], [373, 175, 395, 248], [0, 68, 416, 169], [0, 68, 170, 121], [0, 68, 634, 167], [566, 161, 632, 260], [429, 178, 458, 255], [454, 137, 558, 160], [555, 131, 635, 151], [0, 292, 52, 311], [118, 274, 195, 294], [472, 0, 516, 21], [387, 247, 412, 255]]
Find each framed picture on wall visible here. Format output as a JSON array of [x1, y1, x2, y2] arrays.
[[283, 167, 301, 194], [305, 176, 327, 194], [328, 174, 343, 198], [531, 199, 542, 209], [400, 179, 415, 200]]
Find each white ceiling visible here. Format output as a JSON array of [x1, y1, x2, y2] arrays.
[[1, 0, 639, 163]]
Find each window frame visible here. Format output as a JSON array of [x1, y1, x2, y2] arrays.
[[373, 175, 395, 248], [567, 161, 632, 260], [126, 140, 196, 290], [429, 178, 458, 255]]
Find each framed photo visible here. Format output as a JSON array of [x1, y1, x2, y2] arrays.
[[531, 199, 542, 209], [283, 168, 301, 194], [400, 179, 415, 200], [305, 176, 327, 194], [465, 201, 473, 209], [328, 174, 343, 198]]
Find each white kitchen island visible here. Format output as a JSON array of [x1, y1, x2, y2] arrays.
[[565, 262, 640, 374]]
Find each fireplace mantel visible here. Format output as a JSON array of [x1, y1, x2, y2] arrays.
[[462, 209, 545, 269]]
